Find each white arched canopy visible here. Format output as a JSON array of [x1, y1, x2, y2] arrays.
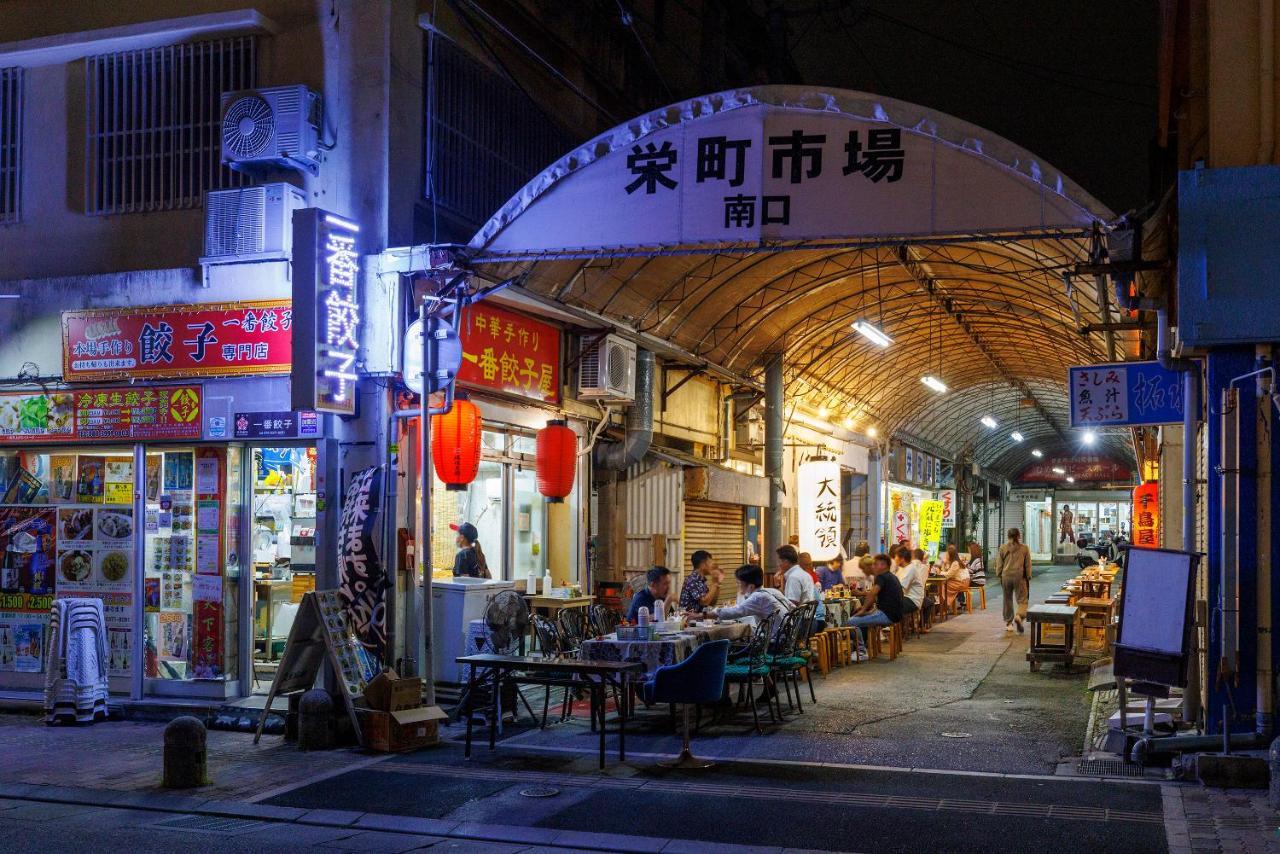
[[457, 86, 1139, 477]]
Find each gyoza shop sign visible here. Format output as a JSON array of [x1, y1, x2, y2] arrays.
[[476, 97, 1097, 255], [293, 210, 361, 415], [62, 301, 292, 381], [457, 304, 560, 404]]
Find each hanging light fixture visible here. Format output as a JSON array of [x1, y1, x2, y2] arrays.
[[866, 425, 878, 438], [921, 375, 948, 394], [432, 398, 482, 490], [1066, 475, 1076, 483], [535, 420, 577, 502], [1082, 429, 1097, 445], [981, 415, 997, 429], [1010, 431, 1025, 442], [1031, 449, 1044, 458], [852, 319, 892, 348], [842, 415, 855, 430], [1052, 466, 1066, 474]]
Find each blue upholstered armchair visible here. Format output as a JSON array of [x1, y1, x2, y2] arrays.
[[642, 639, 730, 768]]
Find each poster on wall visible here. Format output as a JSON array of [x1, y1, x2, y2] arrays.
[[337, 466, 388, 662], [52, 503, 134, 676], [0, 507, 56, 675], [903, 449, 913, 482]]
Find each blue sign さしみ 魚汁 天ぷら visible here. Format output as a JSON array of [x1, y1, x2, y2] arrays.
[[1069, 361, 1185, 428]]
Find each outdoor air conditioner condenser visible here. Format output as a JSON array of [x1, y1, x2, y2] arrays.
[[221, 85, 323, 175], [577, 334, 637, 402]]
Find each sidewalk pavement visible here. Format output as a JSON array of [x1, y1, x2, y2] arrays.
[[1162, 783, 1280, 854]]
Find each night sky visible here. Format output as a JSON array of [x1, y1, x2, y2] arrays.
[[776, 0, 1159, 214]]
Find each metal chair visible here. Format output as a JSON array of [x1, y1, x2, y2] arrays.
[[724, 614, 780, 733], [587, 604, 622, 637], [557, 607, 591, 653]]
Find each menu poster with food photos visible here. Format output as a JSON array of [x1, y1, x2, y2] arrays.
[[104, 458, 134, 504], [0, 507, 56, 674], [53, 504, 135, 676]]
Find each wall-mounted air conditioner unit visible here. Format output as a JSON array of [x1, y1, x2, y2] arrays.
[[578, 334, 636, 402], [200, 183, 307, 265], [221, 85, 323, 175]]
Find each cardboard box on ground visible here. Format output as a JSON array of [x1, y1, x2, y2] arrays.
[[358, 671, 446, 753]]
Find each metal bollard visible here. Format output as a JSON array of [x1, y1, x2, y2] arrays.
[[298, 688, 335, 751], [162, 716, 207, 789]]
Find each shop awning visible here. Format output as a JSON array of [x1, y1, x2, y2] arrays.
[[446, 86, 1141, 477]]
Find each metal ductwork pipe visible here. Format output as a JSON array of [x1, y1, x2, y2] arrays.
[[595, 348, 654, 471], [1183, 364, 1202, 728], [765, 355, 785, 562]]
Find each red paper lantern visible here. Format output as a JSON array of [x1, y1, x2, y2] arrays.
[[431, 398, 481, 491], [536, 419, 577, 502]]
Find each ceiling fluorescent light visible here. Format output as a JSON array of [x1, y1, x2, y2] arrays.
[[852, 320, 893, 348], [920, 375, 948, 393]]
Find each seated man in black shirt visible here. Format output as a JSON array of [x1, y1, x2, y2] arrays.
[[844, 553, 904, 658], [627, 565, 673, 622]]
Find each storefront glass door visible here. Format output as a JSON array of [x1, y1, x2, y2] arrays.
[[247, 446, 317, 690], [142, 446, 240, 695], [1024, 500, 1053, 561], [512, 466, 545, 580]]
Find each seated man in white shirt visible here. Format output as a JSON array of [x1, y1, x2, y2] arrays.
[[706, 564, 794, 634], [893, 545, 928, 632]]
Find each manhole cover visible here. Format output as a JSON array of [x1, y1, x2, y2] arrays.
[[152, 815, 264, 835], [940, 732, 972, 738], [519, 786, 561, 798]]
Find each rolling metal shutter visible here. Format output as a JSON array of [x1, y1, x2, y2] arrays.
[[683, 500, 745, 605]]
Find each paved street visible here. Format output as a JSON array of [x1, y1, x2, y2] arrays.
[[0, 563, 1273, 852]]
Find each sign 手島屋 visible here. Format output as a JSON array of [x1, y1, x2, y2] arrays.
[[1069, 361, 1185, 428]]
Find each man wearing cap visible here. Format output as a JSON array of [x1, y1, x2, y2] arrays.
[[450, 522, 489, 578]]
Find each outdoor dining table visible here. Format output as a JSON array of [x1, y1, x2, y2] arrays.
[[579, 621, 752, 676], [457, 653, 643, 769]]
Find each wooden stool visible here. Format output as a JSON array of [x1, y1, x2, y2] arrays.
[[969, 586, 987, 610], [886, 623, 903, 660]]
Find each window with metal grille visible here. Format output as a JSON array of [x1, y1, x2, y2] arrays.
[[0, 67, 21, 225], [425, 35, 576, 237], [85, 36, 256, 216]]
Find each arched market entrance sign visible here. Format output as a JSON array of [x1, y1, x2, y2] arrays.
[[469, 86, 1109, 259]]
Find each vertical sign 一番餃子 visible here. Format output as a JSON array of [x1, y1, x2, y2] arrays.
[[292, 210, 360, 415], [797, 458, 841, 561]]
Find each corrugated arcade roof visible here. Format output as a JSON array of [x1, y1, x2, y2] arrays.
[[456, 87, 1139, 477]]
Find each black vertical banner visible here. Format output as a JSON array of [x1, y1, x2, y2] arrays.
[[336, 466, 388, 661]]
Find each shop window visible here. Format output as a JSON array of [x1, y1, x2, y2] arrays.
[[84, 36, 256, 216], [0, 67, 21, 225], [0, 449, 135, 688], [511, 466, 545, 581]]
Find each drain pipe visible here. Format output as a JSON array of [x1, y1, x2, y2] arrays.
[[594, 348, 654, 471], [765, 355, 785, 562]]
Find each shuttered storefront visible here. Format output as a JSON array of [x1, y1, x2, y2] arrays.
[[684, 500, 745, 605]]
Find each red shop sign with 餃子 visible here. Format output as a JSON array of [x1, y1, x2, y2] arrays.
[[0, 385, 202, 444], [62, 301, 292, 381], [457, 304, 561, 404]]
